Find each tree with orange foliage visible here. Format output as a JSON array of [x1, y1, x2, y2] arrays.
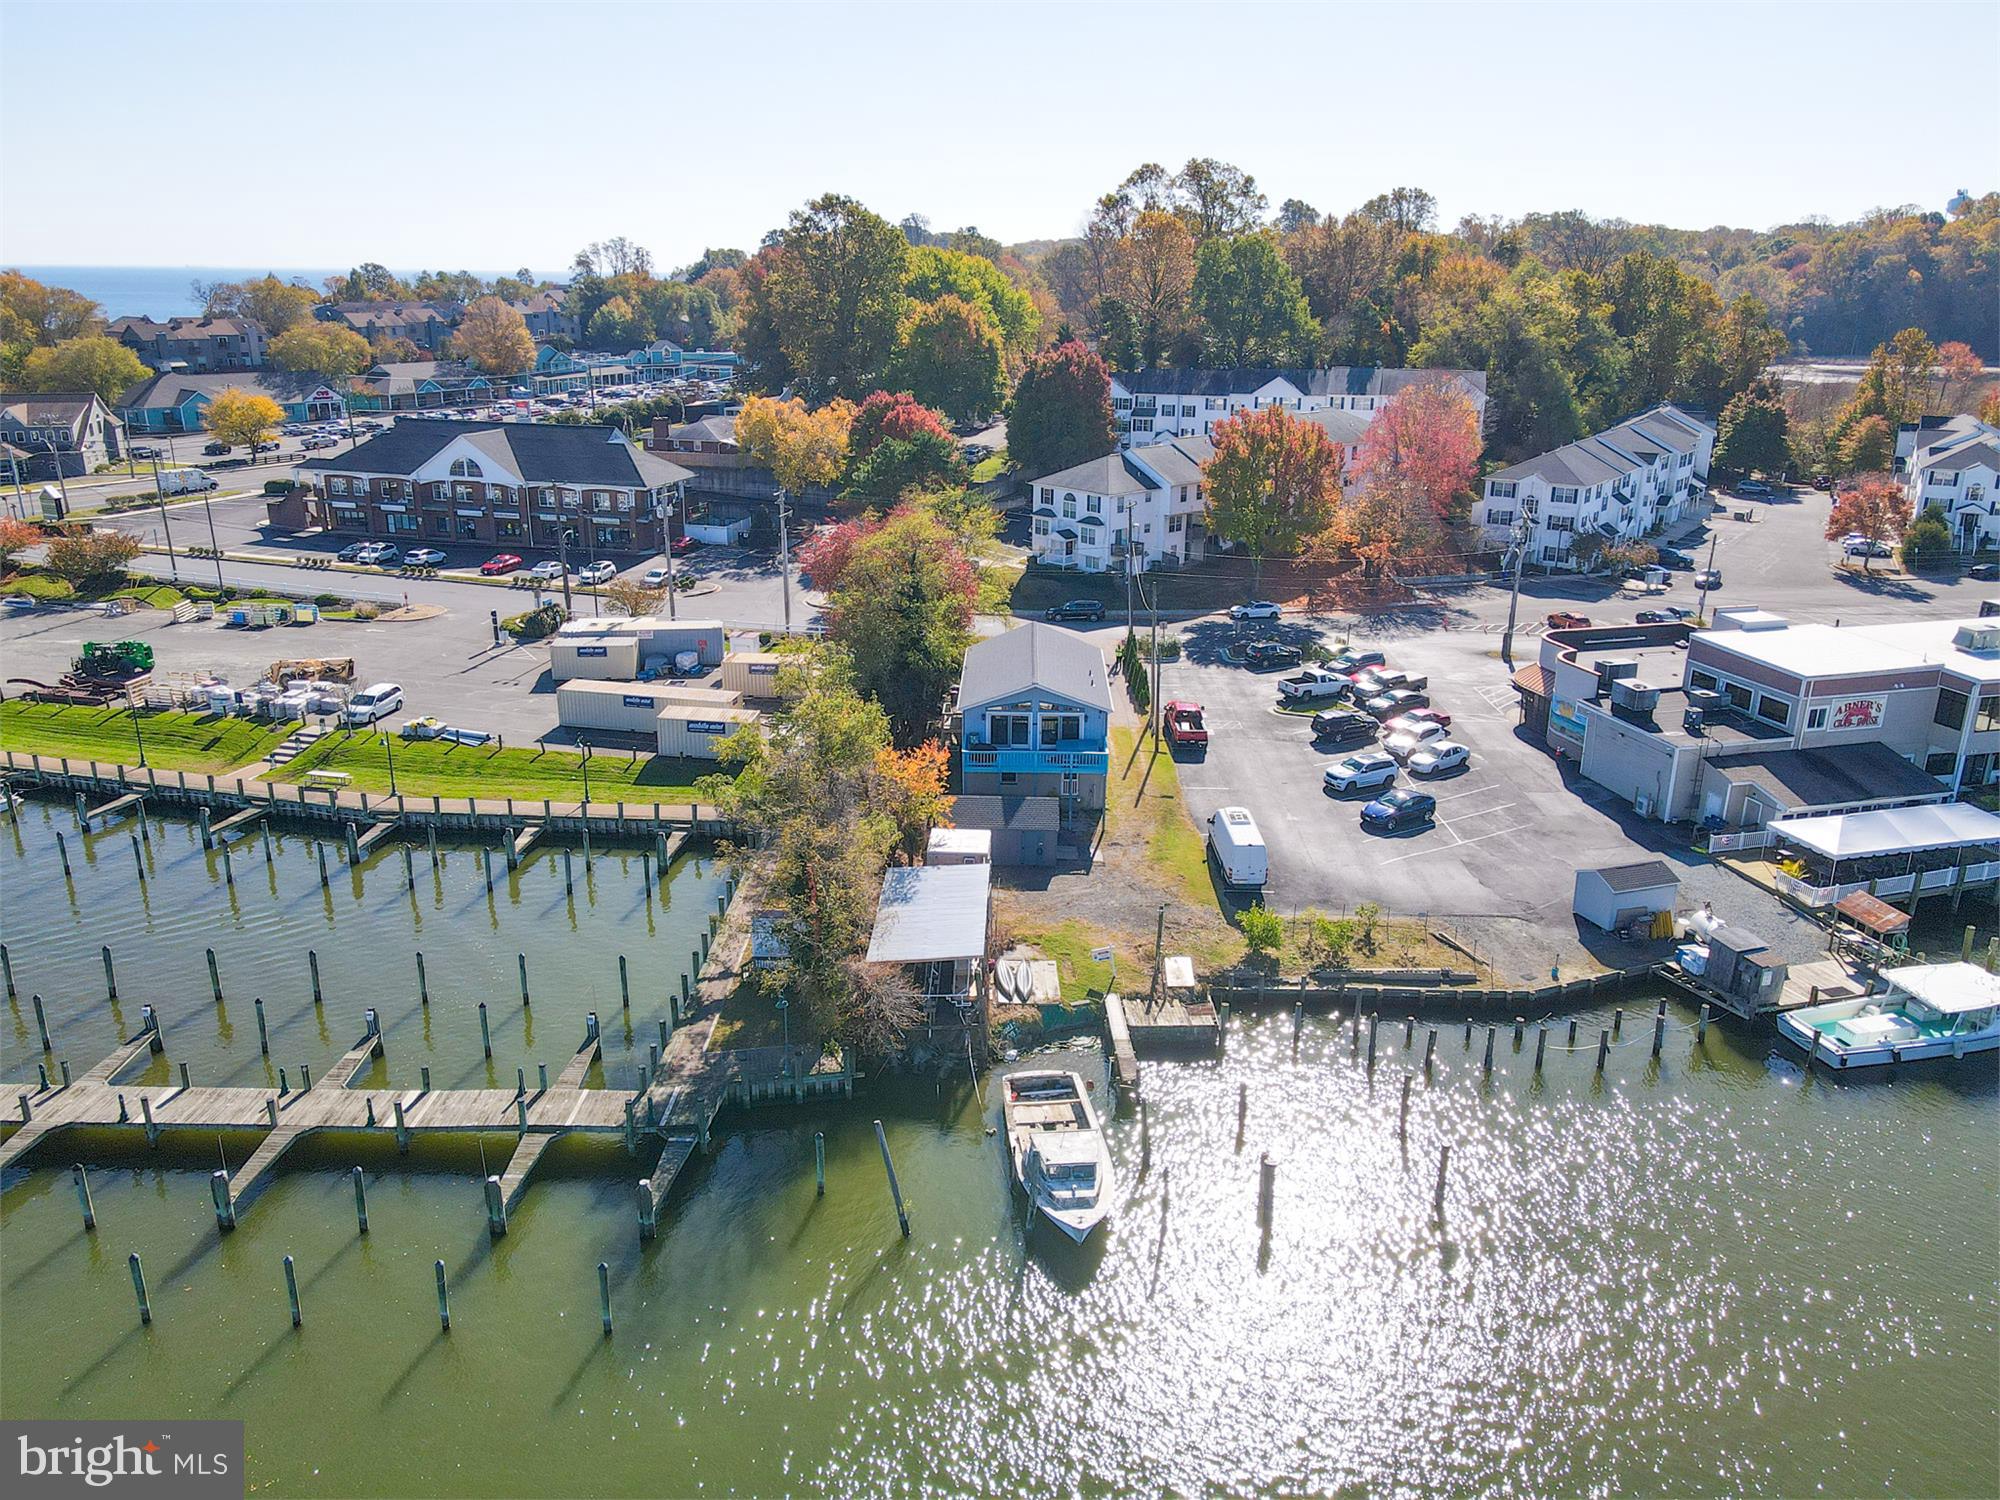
[[876, 740, 953, 860], [1204, 405, 1343, 597], [1825, 478, 1908, 573], [0, 516, 42, 575]]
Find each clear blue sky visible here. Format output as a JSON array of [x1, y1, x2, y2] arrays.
[[2, 0, 1991, 272]]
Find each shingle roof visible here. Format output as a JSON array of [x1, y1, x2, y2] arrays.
[[1488, 439, 1630, 488], [1296, 408, 1373, 445], [1031, 450, 1152, 496], [1925, 440, 2000, 473], [958, 621, 1112, 714], [1128, 435, 1212, 487], [295, 417, 692, 488], [0, 393, 113, 431], [1491, 404, 1714, 487], [116, 371, 341, 410], [949, 794, 1061, 832], [1587, 860, 1679, 893]]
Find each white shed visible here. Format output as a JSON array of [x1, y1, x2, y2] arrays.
[[1572, 861, 1680, 932]]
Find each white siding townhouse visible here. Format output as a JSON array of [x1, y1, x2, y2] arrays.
[[1900, 414, 2000, 554], [1028, 436, 1213, 574], [1110, 366, 1487, 448], [1476, 405, 1715, 569]]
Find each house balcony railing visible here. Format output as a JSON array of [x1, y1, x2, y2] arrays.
[[960, 744, 1110, 776]]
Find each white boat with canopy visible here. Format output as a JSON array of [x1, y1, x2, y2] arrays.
[[1001, 1069, 1115, 1241], [1778, 961, 2000, 1069]]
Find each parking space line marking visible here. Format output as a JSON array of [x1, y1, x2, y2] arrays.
[[1378, 823, 1532, 864], [1432, 784, 1503, 802], [1439, 801, 1515, 824]]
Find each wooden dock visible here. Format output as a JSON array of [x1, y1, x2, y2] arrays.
[[1101, 993, 1141, 1099], [80, 790, 145, 831], [0, 878, 850, 1241]]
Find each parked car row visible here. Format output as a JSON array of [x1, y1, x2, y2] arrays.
[[1296, 645, 1474, 833]]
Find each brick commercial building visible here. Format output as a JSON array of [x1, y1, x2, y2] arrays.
[[296, 417, 691, 555]]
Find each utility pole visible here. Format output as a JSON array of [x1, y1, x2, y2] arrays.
[[200, 491, 225, 590], [777, 488, 792, 633], [1499, 513, 1530, 663], [1699, 526, 1720, 622], [150, 457, 181, 582], [663, 488, 678, 621], [1142, 570, 1161, 743]]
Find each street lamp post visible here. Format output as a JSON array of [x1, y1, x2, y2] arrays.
[[579, 743, 593, 805], [126, 687, 148, 767], [382, 727, 398, 796]]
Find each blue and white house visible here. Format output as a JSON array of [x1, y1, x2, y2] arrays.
[[117, 371, 346, 433], [956, 623, 1112, 824]]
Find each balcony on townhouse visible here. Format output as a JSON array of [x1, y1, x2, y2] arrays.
[[959, 741, 1111, 777]]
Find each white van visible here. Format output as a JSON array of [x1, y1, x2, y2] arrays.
[[342, 682, 404, 726], [1206, 806, 1268, 889]]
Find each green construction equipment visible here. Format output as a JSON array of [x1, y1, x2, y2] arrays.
[[75, 641, 155, 678]]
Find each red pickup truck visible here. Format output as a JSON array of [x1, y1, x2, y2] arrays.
[[1164, 700, 1209, 750]]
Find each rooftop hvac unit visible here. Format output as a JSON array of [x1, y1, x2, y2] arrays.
[[1685, 688, 1730, 715], [1610, 678, 1662, 712], [1595, 656, 1640, 692]]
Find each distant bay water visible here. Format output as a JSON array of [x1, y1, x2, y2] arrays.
[[9, 265, 564, 320]]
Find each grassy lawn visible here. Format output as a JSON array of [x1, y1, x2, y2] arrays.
[[0, 700, 289, 772], [269, 729, 723, 803], [974, 557, 1023, 615], [968, 451, 1009, 485], [1108, 726, 1214, 907], [709, 978, 805, 1050]]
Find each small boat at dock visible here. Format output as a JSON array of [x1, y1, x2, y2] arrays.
[[1778, 962, 2000, 1069], [1002, 1069, 1115, 1241]]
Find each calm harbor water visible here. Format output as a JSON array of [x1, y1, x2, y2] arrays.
[[2, 799, 1996, 1498]]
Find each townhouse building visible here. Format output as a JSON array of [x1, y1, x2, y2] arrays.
[[1476, 405, 1715, 568], [109, 315, 266, 371], [1109, 366, 1487, 448], [1899, 414, 2000, 554], [0, 393, 125, 476], [1027, 435, 1212, 574], [117, 371, 345, 432], [296, 417, 691, 556], [319, 301, 462, 352], [507, 289, 579, 343], [956, 623, 1112, 834], [348, 360, 502, 412]]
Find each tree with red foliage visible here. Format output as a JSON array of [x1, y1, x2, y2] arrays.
[[796, 515, 880, 596], [1205, 405, 1343, 595], [1008, 340, 1116, 478], [850, 390, 953, 458], [1824, 478, 1907, 574], [1353, 378, 1482, 520]]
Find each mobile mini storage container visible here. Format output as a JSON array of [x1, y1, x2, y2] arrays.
[[629, 618, 726, 672], [719, 650, 786, 698], [549, 620, 642, 683], [557, 679, 740, 735], [654, 704, 760, 759]]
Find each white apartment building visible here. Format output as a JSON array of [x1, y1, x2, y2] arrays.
[[1028, 436, 1213, 574], [1109, 366, 1487, 448], [1476, 405, 1716, 569], [1899, 414, 2000, 554]]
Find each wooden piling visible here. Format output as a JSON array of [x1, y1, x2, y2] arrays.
[[1567, 1017, 1578, 1047], [59, 1058, 70, 1086], [352, 1167, 368, 1233], [482, 847, 494, 891], [1257, 1152, 1276, 1232], [222, 845, 234, 886], [1398, 1076, 1411, 1143], [345, 823, 359, 863], [178, 1061, 190, 1091], [1, 942, 13, 1000], [401, 845, 415, 891], [198, 807, 212, 848], [598, 1262, 612, 1336], [1236, 1081, 1248, 1144], [1697, 1003, 1710, 1042], [519, 953, 529, 1007], [16, 1092, 29, 1123], [416, 952, 429, 1006], [1651, 1011, 1666, 1057], [636, 1180, 657, 1240], [434, 1260, 450, 1331], [479, 1001, 492, 1058], [32, 994, 50, 1052], [318, 844, 329, 886], [1612, 1006, 1624, 1038], [55, 828, 73, 877], [1404, 1016, 1415, 1046], [72, 1163, 95, 1231], [1482, 1026, 1495, 1074], [1433, 1146, 1450, 1216], [485, 1175, 507, 1236], [1366, 1013, 1378, 1068], [101, 945, 117, 1001], [140, 1095, 157, 1144], [563, 848, 574, 895], [254, 997, 268, 1055], [1512, 1016, 1524, 1045], [873, 1119, 910, 1237], [207, 948, 222, 1004], [815, 1131, 826, 1196], [680, 972, 692, 1012], [130, 1252, 152, 1325], [538, 1061, 549, 1093], [1596, 1029, 1610, 1072], [309, 950, 323, 1006], [394, 1099, 409, 1153], [623, 1099, 637, 1154], [1535, 1025, 1548, 1071], [419, 1065, 429, 1092], [262, 821, 274, 864], [132, 833, 145, 882], [1424, 1027, 1437, 1069], [210, 1169, 236, 1230], [427, 825, 438, 869], [619, 955, 630, 1010]]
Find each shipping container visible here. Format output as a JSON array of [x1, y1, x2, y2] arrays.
[[629, 618, 726, 671], [654, 704, 760, 759], [719, 651, 786, 697], [550, 619, 643, 683]]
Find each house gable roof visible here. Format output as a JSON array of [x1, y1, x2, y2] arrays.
[[295, 416, 692, 488], [958, 621, 1112, 714]]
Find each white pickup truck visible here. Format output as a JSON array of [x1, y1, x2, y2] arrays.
[[1277, 666, 1352, 704]]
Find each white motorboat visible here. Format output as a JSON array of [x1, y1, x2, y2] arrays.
[[1778, 961, 2000, 1069], [1002, 1069, 1115, 1242]]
